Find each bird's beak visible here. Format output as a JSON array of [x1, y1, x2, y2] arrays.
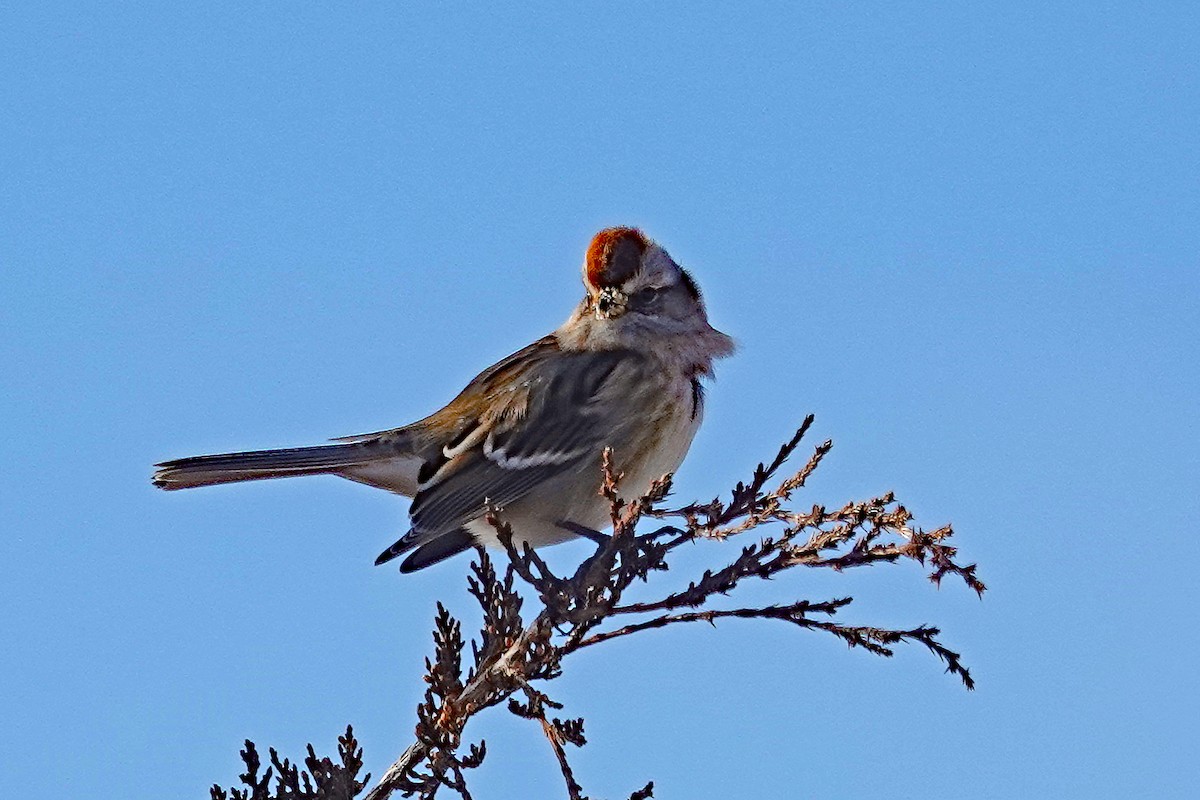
[[594, 287, 628, 320]]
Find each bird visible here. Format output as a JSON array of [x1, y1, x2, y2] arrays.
[[153, 227, 735, 572]]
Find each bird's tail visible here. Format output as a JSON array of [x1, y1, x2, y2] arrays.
[[153, 442, 380, 490]]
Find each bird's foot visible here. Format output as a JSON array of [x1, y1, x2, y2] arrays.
[[557, 520, 611, 545]]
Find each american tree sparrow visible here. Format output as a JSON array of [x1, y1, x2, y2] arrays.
[[154, 227, 735, 572]]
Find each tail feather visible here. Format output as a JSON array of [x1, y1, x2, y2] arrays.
[[153, 442, 385, 490], [373, 527, 474, 572], [400, 530, 475, 572]]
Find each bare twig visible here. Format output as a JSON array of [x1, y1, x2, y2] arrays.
[[227, 419, 981, 800]]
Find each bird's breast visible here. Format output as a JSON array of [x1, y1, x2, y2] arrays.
[[614, 373, 704, 502]]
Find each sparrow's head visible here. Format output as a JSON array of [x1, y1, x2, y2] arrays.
[[559, 227, 734, 370]]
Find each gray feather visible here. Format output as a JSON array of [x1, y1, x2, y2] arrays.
[[404, 349, 648, 541], [153, 437, 420, 495]]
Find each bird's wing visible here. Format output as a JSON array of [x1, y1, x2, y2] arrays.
[[375, 343, 652, 564], [411, 346, 648, 533]]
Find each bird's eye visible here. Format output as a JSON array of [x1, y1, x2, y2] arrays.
[[628, 286, 668, 314]]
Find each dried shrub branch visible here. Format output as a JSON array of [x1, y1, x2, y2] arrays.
[[210, 725, 367, 800], [360, 415, 984, 800], [217, 417, 983, 800]]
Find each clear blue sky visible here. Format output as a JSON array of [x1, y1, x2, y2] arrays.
[[2, 3, 1197, 798]]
